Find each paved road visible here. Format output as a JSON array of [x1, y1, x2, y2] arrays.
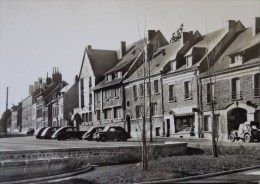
[[179, 168, 260, 183], [0, 135, 260, 151]]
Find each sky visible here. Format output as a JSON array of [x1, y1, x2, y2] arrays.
[[0, 0, 259, 114]]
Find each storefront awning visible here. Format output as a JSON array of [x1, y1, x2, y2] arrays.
[[174, 112, 194, 117]]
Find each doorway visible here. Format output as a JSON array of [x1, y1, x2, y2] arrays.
[[166, 119, 170, 137], [126, 114, 131, 134], [227, 108, 247, 135]]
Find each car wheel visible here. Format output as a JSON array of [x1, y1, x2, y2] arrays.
[[116, 137, 121, 141], [121, 136, 127, 141], [101, 136, 106, 142], [229, 134, 236, 142], [244, 134, 251, 143], [96, 138, 100, 142]]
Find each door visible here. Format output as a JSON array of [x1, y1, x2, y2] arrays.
[[166, 119, 170, 137], [126, 115, 131, 134]]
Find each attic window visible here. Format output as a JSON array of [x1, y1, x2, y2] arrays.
[[171, 60, 176, 71], [106, 75, 112, 82], [232, 54, 243, 64], [186, 56, 192, 68], [115, 71, 122, 78]]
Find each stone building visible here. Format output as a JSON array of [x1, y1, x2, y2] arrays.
[[163, 20, 245, 138], [199, 18, 260, 140], [73, 46, 118, 130], [92, 38, 146, 132]]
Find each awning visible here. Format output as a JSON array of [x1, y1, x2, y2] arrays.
[[174, 112, 194, 117]]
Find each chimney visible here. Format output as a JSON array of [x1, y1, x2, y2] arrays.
[[29, 85, 34, 95], [148, 30, 156, 41], [34, 81, 39, 90], [253, 17, 260, 36], [182, 31, 193, 45], [121, 41, 126, 57], [87, 45, 92, 50], [227, 20, 236, 30]]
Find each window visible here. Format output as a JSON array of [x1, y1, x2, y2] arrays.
[[133, 85, 137, 98], [106, 75, 112, 81], [104, 108, 112, 120], [169, 84, 175, 101], [184, 81, 192, 99], [114, 87, 120, 98], [115, 71, 122, 78], [37, 108, 42, 118], [231, 78, 241, 100], [89, 94, 92, 105], [89, 112, 92, 122], [206, 83, 214, 103], [186, 56, 192, 68], [96, 92, 100, 102], [114, 107, 122, 119], [89, 77, 92, 87], [139, 84, 144, 96], [232, 54, 243, 64], [135, 105, 142, 118], [82, 113, 86, 122], [254, 73, 260, 97], [154, 80, 159, 93], [80, 79, 85, 107], [204, 115, 211, 131], [151, 103, 157, 116], [147, 82, 151, 96], [97, 110, 100, 121], [104, 90, 109, 100], [171, 60, 176, 71]]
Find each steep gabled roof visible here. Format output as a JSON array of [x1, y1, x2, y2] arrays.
[[92, 78, 123, 91], [105, 38, 146, 74], [205, 27, 259, 73], [87, 49, 119, 79], [78, 48, 119, 80]]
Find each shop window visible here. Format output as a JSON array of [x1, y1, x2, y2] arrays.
[[175, 115, 194, 132]]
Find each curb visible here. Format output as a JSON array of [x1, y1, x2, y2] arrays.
[[0, 165, 93, 184], [140, 165, 260, 183]]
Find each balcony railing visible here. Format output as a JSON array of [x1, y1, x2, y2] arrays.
[[231, 91, 243, 100], [254, 88, 260, 97]]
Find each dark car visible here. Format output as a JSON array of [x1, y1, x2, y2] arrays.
[[26, 128, 35, 135], [35, 127, 48, 139], [39, 127, 60, 139], [94, 126, 131, 142], [52, 126, 86, 140], [82, 126, 105, 140]]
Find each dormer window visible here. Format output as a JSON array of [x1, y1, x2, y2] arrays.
[[106, 74, 112, 81], [232, 54, 243, 64], [186, 55, 192, 68], [115, 71, 122, 78], [171, 60, 176, 71]]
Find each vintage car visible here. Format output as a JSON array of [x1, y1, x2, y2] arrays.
[[229, 121, 260, 143], [82, 126, 104, 140], [52, 126, 86, 140], [39, 127, 60, 139], [94, 126, 131, 142]]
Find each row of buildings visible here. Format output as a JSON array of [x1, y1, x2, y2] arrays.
[[10, 18, 260, 140]]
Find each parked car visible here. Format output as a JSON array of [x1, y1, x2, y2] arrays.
[[39, 127, 60, 139], [26, 128, 35, 135], [82, 126, 105, 140], [229, 121, 260, 143], [94, 126, 131, 142], [35, 127, 48, 139], [52, 126, 86, 140], [34, 127, 43, 136]]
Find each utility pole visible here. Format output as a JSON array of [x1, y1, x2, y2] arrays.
[[5, 87, 9, 135]]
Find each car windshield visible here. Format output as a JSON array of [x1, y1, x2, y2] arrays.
[[52, 127, 65, 137], [103, 126, 110, 132]]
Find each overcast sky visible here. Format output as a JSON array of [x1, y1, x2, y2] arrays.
[[0, 0, 259, 114]]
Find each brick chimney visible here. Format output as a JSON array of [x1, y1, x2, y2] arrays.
[[253, 17, 260, 36], [52, 67, 62, 83], [226, 20, 236, 30], [29, 85, 34, 95], [148, 30, 156, 42], [121, 41, 126, 57], [182, 31, 193, 45]]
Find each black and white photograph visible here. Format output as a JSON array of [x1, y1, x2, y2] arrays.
[[0, 0, 260, 183]]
